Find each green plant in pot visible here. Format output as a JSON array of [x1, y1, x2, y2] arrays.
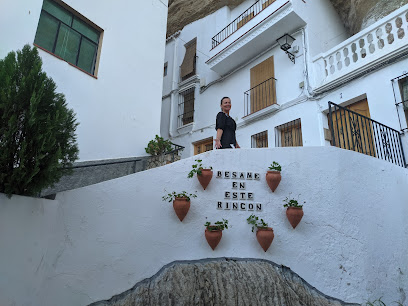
[[162, 191, 197, 222], [247, 214, 274, 252], [204, 219, 228, 250], [266, 161, 281, 192], [188, 159, 213, 190], [283, 195, 305, 229]]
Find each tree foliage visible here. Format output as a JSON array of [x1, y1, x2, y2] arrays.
[[0, 45, 79, 197], [145, 135, 173, 156]]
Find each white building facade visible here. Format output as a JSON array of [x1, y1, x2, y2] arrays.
[[0, 0, 168, 161], [161, 0, 408, 168]]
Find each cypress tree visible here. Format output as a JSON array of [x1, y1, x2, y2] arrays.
[[0, 45, 79, 198]]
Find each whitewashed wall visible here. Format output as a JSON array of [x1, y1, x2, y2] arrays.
[[292, 0, 348, 57], [0, 196, 60, 306], [160, 0, 351, 158], [161, 19, 308, 157], [1, 147, 407, 306], [0, 0, 168, 161]]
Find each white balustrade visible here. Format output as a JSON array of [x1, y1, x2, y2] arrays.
[[314, 6, 408, 87]]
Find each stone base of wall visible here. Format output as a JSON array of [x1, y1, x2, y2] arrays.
[[89, 258, 359, 306], [146, 154, 181, 170]]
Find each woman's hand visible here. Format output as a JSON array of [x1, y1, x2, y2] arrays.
[[214, 138, 222, 149]]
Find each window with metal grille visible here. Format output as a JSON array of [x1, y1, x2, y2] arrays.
[[399, 77, 408, 125], [275, 119, 303, 147], [178, 87, 195, 127], [34, 0, 101, 76], [251, 130, 268, 148]]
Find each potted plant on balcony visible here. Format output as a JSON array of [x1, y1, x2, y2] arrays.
[[247, 214, 274, 252], [204, 219, 228, 250], [266, 161, 281, 192], [283, 195, 305, 229], [188, 159, 213, 190], [162, 191, 197, 222]]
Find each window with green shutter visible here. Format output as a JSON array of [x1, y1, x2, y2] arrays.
[[34, 0, 101, 76]]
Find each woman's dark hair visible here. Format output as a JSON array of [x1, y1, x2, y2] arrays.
[[220, 97, 230, 105]]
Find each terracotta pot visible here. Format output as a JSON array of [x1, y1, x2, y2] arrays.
[[256, 227, 274, 252], [198, 169, 213, 190], [172, 197, 190, 222], [265, 171, 281, 192], [286, 207, 304, 229], [205, 227, 222, 250]]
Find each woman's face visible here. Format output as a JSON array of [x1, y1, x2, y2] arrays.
[[221, 98, 231, 112]]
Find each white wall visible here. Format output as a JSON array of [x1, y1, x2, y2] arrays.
[[0, 0, 168, 161], [0, 195, 60, 306], [292, 0, 348, 57], [1, 147, 407, 306], [160, 0, 349, 158], [161, 13, 309, 156]]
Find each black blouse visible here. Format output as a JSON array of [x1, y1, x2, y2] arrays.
[[216, 112, 237, 149]]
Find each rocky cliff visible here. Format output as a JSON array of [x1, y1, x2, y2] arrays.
[[329, 0, 408, 35], [90, 258, 359, 306], [167, 0, 246, 37], [167, 0, 408, 37]]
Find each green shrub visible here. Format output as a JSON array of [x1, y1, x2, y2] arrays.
[[0, 45, 79, 197], [145, 135, 172, 156]]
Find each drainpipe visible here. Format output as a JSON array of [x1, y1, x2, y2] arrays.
[[169, 36, 178, 138], [300, 27, 316, 98]]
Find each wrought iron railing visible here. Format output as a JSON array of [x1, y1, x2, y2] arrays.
[[244, 77, 277, 116], [167, 142, 185, 162], [328, 102, 406, 167], [211, 0, 277, 49]]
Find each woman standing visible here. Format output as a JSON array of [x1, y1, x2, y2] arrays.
[[215, 97, 240, 149]]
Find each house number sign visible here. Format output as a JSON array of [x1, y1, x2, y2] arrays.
[[215, 170, 263, 211]]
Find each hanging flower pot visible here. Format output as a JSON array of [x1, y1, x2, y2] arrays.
[[283, 196, 305, 229], [266, 171, 281, 192], [205, 228, 222, 250], [173, 197, 190, 222], [188, 159, 213, 190], [286, 207, 304, 229], [204, 219, 228, 250], [197, 169, 213, 190], [256, 227, 274, 252], [247, 214, 274, 252], [162, 191, 197, 222], [266, 161, 281, 192]]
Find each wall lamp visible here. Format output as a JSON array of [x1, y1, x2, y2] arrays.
[[277, 34, 296, 64]]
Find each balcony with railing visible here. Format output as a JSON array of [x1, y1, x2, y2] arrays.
[[206, 0, 305, 75], [244, 77, 279, 117], [328, 102, 406, 167], [313, 4, 408, 92]]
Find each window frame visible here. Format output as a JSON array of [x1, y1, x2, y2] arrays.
[[398, 77, 408, 126], [275, 119, 303, 147], [178, 86, 195, 127], [194, 137, 213, 155], [180, 38, 197, 81], [251, 130, 268, 148], [33, 0, 103, 77], [164, 62, 168, 77]]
